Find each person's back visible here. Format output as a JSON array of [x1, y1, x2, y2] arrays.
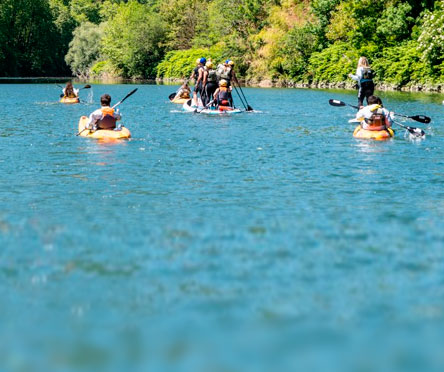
[[86, 94, 121, 130], [356, 96, 392, 131], [63, 82, 79, 98]]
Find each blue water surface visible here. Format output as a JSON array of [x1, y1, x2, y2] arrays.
[[1, 83, 444, 372]]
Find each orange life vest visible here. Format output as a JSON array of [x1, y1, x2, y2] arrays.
[[97, 107, 117, 130]]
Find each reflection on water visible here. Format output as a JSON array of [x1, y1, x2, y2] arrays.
[[0, 83, 444, 372]]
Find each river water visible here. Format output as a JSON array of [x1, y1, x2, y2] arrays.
[[1, 83, 444, 372]]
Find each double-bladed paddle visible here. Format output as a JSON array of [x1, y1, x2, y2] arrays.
[[328, 99, 431, 123], [76, 88, 138, 136], [59, 84, 91, 97], [328, 99, 429, 138]]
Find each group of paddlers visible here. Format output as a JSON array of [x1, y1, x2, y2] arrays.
[[173, 58, 239, 108]]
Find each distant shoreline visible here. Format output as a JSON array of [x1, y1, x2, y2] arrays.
[[1, 76, 443, 93]]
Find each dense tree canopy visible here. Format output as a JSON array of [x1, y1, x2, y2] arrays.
[[1, 0, 443, 87]]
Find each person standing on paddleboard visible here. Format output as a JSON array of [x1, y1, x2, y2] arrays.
[[85, 94, 121, 131], [189, 58, 206, 106], [349, 57, 375, 108]]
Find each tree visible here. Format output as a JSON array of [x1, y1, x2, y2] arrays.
[[65, 22, 103, 77], [102, 0, 167, 78]]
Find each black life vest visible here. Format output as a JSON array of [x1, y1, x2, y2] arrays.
[[207, 69, 217, 83], [361, 68, 374, 82], [218, 87, 230, 105]]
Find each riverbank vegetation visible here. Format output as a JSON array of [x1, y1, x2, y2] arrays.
[[1, 0, 443, 89]]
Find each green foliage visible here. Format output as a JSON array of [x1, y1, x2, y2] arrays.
[[372, 40, 434, 85], [156, 46, 225, 78], [158, 0, 208, 50], [309, 42, 358, 83], [101, 1, 167, 78], [0, 0, 67, 76], [278, 24, 318, 79], [0, 0, 442, 87], [376, 2, 413, 43], [90, 60, 114, 76], [418, 0, 444, 66], [65, 22, 103, 77]]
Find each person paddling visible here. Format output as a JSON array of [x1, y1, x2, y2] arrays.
[[355, 95, 393, 132], [349, 56, 375, 108], [62, 82, 79, 98], [173, 80, 191, 101], [84, 94, 121, 131], [213, 79, 232, 108]]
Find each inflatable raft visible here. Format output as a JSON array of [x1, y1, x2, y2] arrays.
[[183, 100, 242, 115], [60, 96, 80, 104], [353, 125, 394, 141], [77, 116, 131, 140]]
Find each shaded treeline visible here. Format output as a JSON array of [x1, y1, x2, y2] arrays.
[[1, 0, 443, 86]]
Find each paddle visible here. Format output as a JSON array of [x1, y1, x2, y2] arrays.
[[393, 121, 425, 138], [59, 84, 91, 98], [233, 81, 253, 111], [76, 88, 138, 136], [196, 99, 215, 113], [232, 84, 247, 110], [328, 99, 427, 138], [169, 93, 176, 101], [328, 99, 431, 124]]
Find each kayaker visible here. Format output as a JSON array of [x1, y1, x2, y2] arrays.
[[63, 82, 79, 98], [85, 94, 121, 131], [213, 79, 232, 107], [202, 61, 218, 106], [356, 95, 393, 131], [349, 56, 375, 108], [173, 80, 191, 100], [189, 57, 206, 106]]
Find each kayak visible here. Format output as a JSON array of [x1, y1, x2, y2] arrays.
[[353, 125, 394, 141], [77, 116, 131, 140], [171, 97, 190, 104], [183, 100, 242, 115], [60, 96, 80, 104]]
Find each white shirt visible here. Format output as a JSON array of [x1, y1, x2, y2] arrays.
[[62, 87, 79, 96], [86, 106, 121, 129]]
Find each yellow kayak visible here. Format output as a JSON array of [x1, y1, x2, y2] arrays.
[[60, 96, 80, 104], [353, 125, 394, 141], [171, 97, 190, 104], [77, 116, 131, 140]]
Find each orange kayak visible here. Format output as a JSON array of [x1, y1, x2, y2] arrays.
[[353, 125, 395, 141], [77, 116, 131, 140]]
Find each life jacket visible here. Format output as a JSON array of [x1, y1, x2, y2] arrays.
[[207, 69, 218, 83], [217, 86, 230, 106], [360, 67, 374, 83], [97, 107, 116, 130], [217, 66, 232, 83], [363, 105, 386, 131]]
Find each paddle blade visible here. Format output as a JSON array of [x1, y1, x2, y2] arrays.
[[329, 99, 346, 107], [411, 115, 431, 124], [169, 93, 176, 101], [82, 84, 91, 89], [408, 127, 426, 138], [246, 105, 254, 111]]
